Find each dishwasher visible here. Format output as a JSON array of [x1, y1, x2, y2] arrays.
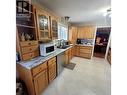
[[57, 52, 66, 75]]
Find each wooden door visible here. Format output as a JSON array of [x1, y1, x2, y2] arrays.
[[75, 46, 80, 56], [69, 26, 78, 44], [68, 48, 72, 62], [85, 26, 95, 39], [33, 69, 48, 95], [36, 10, 51, 40], [73, 46, 77, 56], [71, 47, 75, 57], [77, 26, 95, 39], [50, 16, 58, 39], [83, 27, 90, 38], [77, 27, 84, 38], [65, 50, 69, 64], [48, 61, 56, 83]]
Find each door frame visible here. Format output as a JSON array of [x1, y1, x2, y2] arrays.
[[93, 26, 111, 58]]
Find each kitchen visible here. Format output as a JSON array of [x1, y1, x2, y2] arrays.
[[16, 0, 111, 95]]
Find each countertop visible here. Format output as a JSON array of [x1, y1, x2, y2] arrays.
[[17, 45, 74, 70], [75, 44, 94, 47]]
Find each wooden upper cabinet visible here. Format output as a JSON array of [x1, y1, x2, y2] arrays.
[[50, 16, 58, 39], [36, 10, 51, 40], [77, 27, 84, 39], [87, 27, 96, 39], [16, 5, 39, 61], [77, 26, 96, 39], [69, 26, 78, 44]]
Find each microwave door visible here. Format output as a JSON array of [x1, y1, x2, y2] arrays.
[[46, 46, 54, 54]]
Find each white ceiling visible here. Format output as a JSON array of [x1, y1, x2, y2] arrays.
[[35, 0, 111, 26]]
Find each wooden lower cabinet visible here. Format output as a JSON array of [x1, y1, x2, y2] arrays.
[[75, 46, 80, 56], [17, 57, 57, 95], [79, 52, 91, 59], [75, 45, 93, 59], [47, 57, 56, 83], [68, 48, 72, 61], [33, 69, 48, 95], [65, 47, 74, 64], [65, 49, 69, 64]]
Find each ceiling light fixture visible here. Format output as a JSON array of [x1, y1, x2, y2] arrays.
[[64, 16, 70, 21], [103, 8, 111, 17]]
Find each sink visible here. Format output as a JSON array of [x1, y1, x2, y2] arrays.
[[57, 45, 70, 49]]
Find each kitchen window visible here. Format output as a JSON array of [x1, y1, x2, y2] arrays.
[[58, 24, 68, 40]]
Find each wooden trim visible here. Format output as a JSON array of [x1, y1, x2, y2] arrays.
[[16, 28, 23, 60], [36, 9, 51, 40], [33, 6, 38, 41], [17, 64, 35, 95]]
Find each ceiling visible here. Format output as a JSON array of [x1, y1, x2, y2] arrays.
[[35, 0, 111, 26]]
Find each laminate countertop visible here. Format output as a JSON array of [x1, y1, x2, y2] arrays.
[[17, 45, 74, 70], [75, 44, 94, 47]]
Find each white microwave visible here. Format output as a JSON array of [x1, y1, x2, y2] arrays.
[[40, 43, 56, 56]]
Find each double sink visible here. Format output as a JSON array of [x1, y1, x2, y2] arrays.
[[57, 45, 70, 49]]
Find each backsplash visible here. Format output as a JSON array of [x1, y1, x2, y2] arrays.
[[77, 38, 94, 45]]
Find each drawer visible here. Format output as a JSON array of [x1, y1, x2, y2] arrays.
[[79, 53, 91, 59], [20, 41, 38, 47], [48, 60, 56, 66], [80, 46, 93, 50], [48, 57, 56, 65], [48, 61, 56, 67], [21, 45, 38, 54], [80, 48, 92, 54], [22, 51, 39, 61], [32, 62, 47, 77]]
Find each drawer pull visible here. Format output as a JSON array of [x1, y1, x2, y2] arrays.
[[29, 48, 32, 51]]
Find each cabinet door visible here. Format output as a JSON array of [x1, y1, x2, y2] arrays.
[[77, 26, 95, 39], [77, 27, 84, 38], [71, 47, 74, 57], [85, 27, 95, 39], [51, 16, 58, 39], [33, 69, 48, 95], [69, 27, 78, 44], [36, 10, 50, 40], [48, 61, 56, 83], [65, 50, 69, 64], [68, 48, 73, 62], [75, 46, 80, 56], [79, 46, 92, 59]]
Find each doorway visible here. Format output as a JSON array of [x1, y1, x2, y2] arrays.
[[94, 27, 111, 58]]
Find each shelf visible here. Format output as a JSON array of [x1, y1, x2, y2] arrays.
[[16, 6, 33, 14], [17, 24, 35, 28], [20, 40, 36, 42]]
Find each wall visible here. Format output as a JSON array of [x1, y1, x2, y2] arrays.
[[105, 34, 111, 59]]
